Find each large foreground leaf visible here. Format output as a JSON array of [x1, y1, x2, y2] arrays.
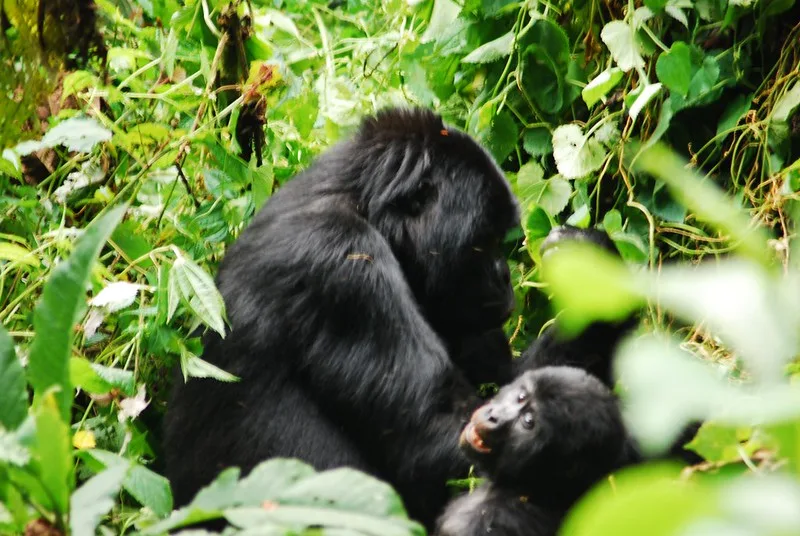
[[27, 205, 127, 420]]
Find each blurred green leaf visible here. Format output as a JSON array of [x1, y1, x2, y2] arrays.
[[0, 325, 26, 430], [632, 143, 773, 265], [70, 464, 128, 536]]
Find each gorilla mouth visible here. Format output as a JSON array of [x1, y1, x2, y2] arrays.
[[460, 422, 491, 454]]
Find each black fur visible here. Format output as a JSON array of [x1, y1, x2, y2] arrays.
[[436, 366, 633, 536], [163, 107, 520, 527]]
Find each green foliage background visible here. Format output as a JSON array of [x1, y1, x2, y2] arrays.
[[1, 0, 800, 533]]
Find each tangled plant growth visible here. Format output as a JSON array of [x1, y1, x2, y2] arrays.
[[0, 0, 800, 533]]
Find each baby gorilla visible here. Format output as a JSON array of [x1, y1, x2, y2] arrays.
[[436, 366, 633, 536]]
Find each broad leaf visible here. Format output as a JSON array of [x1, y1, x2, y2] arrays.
[[600, 21, 645, 72], [552, 124, 607, 179], [656, 42, 692, 97]]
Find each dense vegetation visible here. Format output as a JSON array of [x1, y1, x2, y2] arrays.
[[1, 0, 799, 534]]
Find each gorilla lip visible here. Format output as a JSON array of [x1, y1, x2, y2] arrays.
[[461, 422, 491, 454]]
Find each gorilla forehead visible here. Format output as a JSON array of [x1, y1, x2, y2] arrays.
[[354, 108, 519, 234]]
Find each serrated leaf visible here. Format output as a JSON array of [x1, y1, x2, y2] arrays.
[[85, 449, 173, 517], [170, 256, 226, 336], [664, 5, 689, 26], [656, 42, 692, 97], [551, 124, 608, 179], [36, 117, 112, 154], [600, 21, 645, 72], [0, 326, 26, 430], [70, 464, 128, 536], [28, 205, 127, 420], [462, 32, 514, 63], [183, 354, 239, 383], [582, 67, 624, 107], [70, 358, 135, 396], [628, 83, 663, 121], [523, 128, 553, 156]]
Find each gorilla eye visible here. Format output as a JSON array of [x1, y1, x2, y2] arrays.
[[522, 412, 535, 429], [400, 179, 436, 215]]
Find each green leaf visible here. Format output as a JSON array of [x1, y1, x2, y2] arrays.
[[582, 67, 625, 107], [0, 241, 38, 267], [772, 81, 800, 124], [170, 255, 227, 337], [685, 423, 753, 463], [540, 242, 643, 336], [70, 358, 135, 396], [656, 42, 692, 97], [552, 124, 607, 179], [143, 459, 422, 535], [422, 0, 461, 43], [562, 463, 714, 536], [600, 21, 645, 72], [525, 206, 552, 241], [182, 354, 239, 383], [70, 464, 128, 536], [0, 326, 26, 430], [28, 205, 127, 421], [33, 391, 73, 515], [462, 31, 514, 63], [471, 107, 518, 164], [522, 128, 553, 156], [83, 449, 173, 518]]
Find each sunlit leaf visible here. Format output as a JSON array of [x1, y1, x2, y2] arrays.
[[552, 124, 608, 179], [600, 21, 645, 72], [461, 32, 514, 63]]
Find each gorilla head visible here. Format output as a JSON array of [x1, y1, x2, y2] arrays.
[[347, 108, 519, 336], [460, 366, 629, 503]]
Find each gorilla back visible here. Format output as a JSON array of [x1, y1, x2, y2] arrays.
[[164, 108, 520, 527]]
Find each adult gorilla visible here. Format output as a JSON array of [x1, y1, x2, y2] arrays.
[[164, 107, 520, 527]]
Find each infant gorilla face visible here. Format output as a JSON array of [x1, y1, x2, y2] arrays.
[[460, 366, 628, 488]]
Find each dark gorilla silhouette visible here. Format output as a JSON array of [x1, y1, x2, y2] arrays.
[[164, 107, 520, 527], [512, 226, 637, 387], [435, 366, 635, 536]]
